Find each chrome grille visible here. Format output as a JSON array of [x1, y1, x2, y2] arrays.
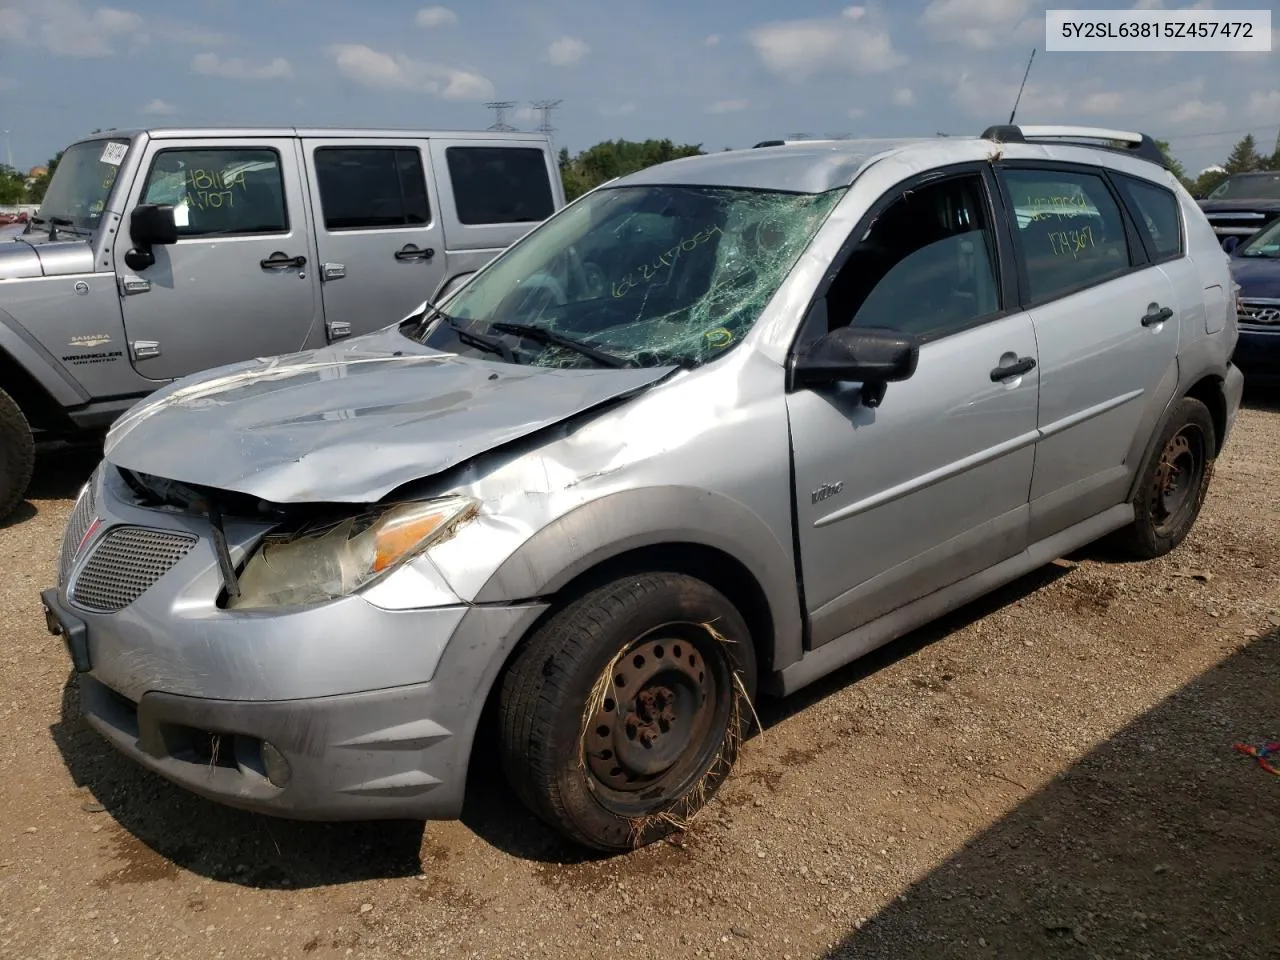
[[57, 474, 98, 587], [70, 526, 198, 613], [1239, 301, 1280, 327]]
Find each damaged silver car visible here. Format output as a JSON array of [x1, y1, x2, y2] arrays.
[[42, 125, 1243, 852]]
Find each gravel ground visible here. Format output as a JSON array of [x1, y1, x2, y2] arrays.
[[1, 396, 1278, 960]]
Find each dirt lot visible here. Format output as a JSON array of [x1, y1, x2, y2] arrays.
[[1, 398, 1278, 960]]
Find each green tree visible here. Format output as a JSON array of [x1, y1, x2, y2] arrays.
[[0, 164, 26, 204], [25, 150, 61, 204], [1223, 134, 1262, 174], [1191, 168, 1228, 198], [559, 138, 705, 201], [1154, 139, 1187, 183]]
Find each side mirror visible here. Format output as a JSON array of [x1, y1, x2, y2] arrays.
[[125, 204, 178, 271], [1222, 235, 1240, 254], [789, 325, 920, 407]]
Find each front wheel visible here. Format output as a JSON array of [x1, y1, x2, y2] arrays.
[[1117, 396, 1216, 559], [498, 572, 757, 852], [0, 387, 35, 522]]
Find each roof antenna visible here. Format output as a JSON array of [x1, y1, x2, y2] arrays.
[[1008, 47, 1036, 125]]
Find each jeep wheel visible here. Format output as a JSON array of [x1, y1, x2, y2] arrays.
[[498, 572, 758, 852], [1119, 396, 1215, 559], [0, 387, 35, 522]]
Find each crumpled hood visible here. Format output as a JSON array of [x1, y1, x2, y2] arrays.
[[1230, 256, 1280, 297], [104, 326, 674, 503]]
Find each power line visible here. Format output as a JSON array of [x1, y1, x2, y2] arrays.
[[484, 101, 517, 132], [531, 99, 563, 148]]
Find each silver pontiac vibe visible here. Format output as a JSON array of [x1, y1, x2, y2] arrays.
[[42, 126, 1243, 852]]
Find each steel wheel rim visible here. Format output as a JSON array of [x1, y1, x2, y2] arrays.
[[1150, 423, 1205, 537], [582, 622, 733, 817]]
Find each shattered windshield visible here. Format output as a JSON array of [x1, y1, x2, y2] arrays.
[[407, 183, 845, 368], [36, 138, 131, 231]]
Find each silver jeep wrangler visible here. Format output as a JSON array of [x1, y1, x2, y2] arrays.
[[43, 125, 1242, 852], [1, 126, 563, 519]]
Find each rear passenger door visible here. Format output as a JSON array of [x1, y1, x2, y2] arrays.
[[997, 163, 1180, 541], [428, 139, 558, 288], [302, 139, 445, 341]]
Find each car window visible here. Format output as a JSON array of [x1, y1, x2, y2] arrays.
[[1115, 174, 1183, 260], [314, 147, 430, 230], [141, 148, 288, 237], [445, 146, 555, 225], [1003, 168, 1132, 303], [825, 174, 1000, 339]]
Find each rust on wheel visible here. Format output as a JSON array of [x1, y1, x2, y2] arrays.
[[1149, 423, 1206, 537], [582, 625, 732, 818]]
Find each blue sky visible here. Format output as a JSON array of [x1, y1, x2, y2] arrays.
[[0, 0, 1276, 175]]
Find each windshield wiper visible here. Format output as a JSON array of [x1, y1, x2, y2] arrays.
[[402, 302, 516, 362], [488, 321, 629, 368]]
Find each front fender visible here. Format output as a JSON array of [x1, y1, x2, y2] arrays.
[[469, 486, 805, 673], [0, 306, 88, 406]]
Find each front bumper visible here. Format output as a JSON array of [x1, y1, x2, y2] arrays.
[[42, 466, 549, 820], [1233, 327, 1280, 385]]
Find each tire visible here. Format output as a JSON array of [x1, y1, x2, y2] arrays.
[[0, 387, 35, 523], [1117, 396, 1216, 559], [498, 572, 758, 852]]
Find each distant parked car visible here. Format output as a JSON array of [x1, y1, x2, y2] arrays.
[[0, 125, 564, 521], [1225, 219, 1280, 384], [1198, 171, 1280, 247]]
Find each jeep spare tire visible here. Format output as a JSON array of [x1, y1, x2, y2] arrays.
[[0, 387, 35, 522]]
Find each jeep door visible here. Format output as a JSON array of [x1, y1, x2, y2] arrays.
[[301, 138, 446, 341], [786, 166, 1040, 648], [995, 163, 1181, 540], [116, 138, 321, 382]]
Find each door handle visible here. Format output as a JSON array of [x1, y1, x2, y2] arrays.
[[990, 355, 1036, 381], [1142, 303, 1174, 327], [260, 252, 306, 270], [394, 245, 434, 262]]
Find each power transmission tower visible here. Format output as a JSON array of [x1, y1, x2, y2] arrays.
[[484, 101, 517, 132], [531, 99, 563, 149]]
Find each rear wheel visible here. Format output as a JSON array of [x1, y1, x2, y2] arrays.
[[1118, 396, 1215, 559], [0, 387, 35, 522], [498, 572, 757, 852]]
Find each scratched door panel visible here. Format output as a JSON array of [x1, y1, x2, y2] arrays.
[[998, 165, 1181, 541], [787, 315, 1040, 648]]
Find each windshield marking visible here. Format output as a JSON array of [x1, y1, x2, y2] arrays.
[[612, 225, 724, 298]]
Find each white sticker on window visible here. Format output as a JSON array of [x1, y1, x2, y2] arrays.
[[100, 142, 129, 166], [173, 202, 190, 227]]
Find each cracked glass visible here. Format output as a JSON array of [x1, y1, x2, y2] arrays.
[[407, 184, 845, 369]]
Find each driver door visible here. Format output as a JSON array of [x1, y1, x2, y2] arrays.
[[116, 138, 321, 382], [785, 166, 1041, 648]]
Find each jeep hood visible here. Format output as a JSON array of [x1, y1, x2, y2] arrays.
[[104, 326, 675, 504], [0, 235, 95, 280]]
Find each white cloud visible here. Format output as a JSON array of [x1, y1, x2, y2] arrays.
[[1165, 99, 1226, 125], [141, 98, 177, 116], [192, 52, 294, 81], [546, 36, 589, 66], [847, 107, 867, 118], [515, 105, 538, 123], [4, 1, 226, 57], [892, 87, 915, 107], [1245, 89, 1280, 121], [708, 99, 750, 114], [328, 44, 494, 100], [704, 34, 721, 47], [919, 0, 1039, 49], [415, 6, 457, 28], [749, 11, 905, 79]]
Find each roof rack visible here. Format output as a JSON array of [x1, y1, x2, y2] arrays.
[[981, 124, 1168, 169]]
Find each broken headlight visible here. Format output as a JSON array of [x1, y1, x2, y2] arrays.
[[227, 496, 478, 610]]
